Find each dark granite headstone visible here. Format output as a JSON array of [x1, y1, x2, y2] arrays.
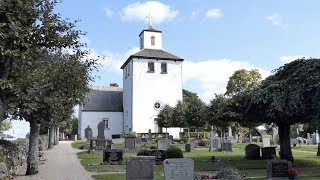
[[185, 143, 191, 152], [245, 144, 261, 160], [97, 121, 105, 139], [221, 141, 232, 152], [103, 149, 123, 164], [267, 160, 291, 178], [84, 125, 92, 139], [261, 147, 276, 159]]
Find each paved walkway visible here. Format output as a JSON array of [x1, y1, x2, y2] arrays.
[[14, 141, 94, 180]]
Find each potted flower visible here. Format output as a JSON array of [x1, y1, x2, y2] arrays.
[[288, 167, 298, 179]]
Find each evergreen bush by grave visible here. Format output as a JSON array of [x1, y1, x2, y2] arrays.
[[166, 146, 183, 159]]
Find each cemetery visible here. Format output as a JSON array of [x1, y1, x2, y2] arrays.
[[72, 131, 320, 180]]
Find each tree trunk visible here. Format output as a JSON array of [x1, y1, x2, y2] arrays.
[[278, 123, 293, 161], [48, 125, 54, 149], [0, 99, 4, 123], [26, 119, 40, 175], [249, 128, 252, 143]]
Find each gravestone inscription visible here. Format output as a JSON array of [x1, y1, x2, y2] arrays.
[[163, 158, 194, 180], [103, 149, 123, 164], [126, 156, 155, 180]]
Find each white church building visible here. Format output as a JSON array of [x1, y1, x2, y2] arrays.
[[78, 25, 184, 139]]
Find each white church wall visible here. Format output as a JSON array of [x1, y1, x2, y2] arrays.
[[80, 111, 123, 139], [131, 58, 182, 135], [123, 60, 133, 134], [141, 31, 162, 49]]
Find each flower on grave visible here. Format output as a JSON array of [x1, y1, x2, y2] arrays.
[[288, 167, 298, 176]]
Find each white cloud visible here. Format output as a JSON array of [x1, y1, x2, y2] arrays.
[[266, 13, 283, 26], [183, 59, 270, 103], [280, 55, 305, 63], [121, 1, 179, 25], [87, 47, 140, 74], [206, 8, 223, 18], [105, 8, 114, 18]]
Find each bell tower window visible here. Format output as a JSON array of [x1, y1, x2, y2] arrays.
[[151, 36, 155, 46]]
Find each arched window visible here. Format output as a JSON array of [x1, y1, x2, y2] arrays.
[[151, 36, 155, 46]]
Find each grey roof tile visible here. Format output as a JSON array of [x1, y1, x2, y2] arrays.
[[82, 87, 123, 112], [121, 49, 183, 69]]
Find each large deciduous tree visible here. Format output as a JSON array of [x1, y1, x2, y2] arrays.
[[235, 59, 320, 161], [157, 104, 173, 135], [1, 0, 95, 175], [225, 69, 262, 96]]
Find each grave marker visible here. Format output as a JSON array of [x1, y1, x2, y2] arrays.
[[267, 160, 291, 179], [84, 125, 92, 140], [163, 158, 194, 180], [103, 149, 123, 164], [126, 156, 155, 180]]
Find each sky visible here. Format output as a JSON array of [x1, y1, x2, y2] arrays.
[[54, 0, 320, 102], [6, 0, 320, 138]]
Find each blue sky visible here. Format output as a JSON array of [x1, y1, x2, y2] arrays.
[[54, 0, 320, 102]]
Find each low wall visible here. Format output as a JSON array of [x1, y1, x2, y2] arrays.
[[0, 135, 48, 179]]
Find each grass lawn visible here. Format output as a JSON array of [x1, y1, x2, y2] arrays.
[[72, 141, 320, 179]]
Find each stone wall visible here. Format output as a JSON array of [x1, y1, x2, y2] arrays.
[[0, 135, 48, 179]]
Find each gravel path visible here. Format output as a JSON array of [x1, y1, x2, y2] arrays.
[[14, 141, 94, 180]]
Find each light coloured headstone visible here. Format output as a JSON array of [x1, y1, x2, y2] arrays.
[[262, 135, 271, 147], [316, 130, 319, 144], [126, 156, 155, 180], [163, 158, 194, 180], [84, 125, 93, 140], [157, 139, 171, 150], [209, 137, 220, 151], [228, 126, 232, 137], [125, 136, 136, 150]]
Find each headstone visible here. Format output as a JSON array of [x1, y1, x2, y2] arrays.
[[209, 137, 220, 151], [261, 147, 276, 159], [125, 136, 136, 150], [141, 138, 148, 144], [245, 144, 261, 160], [97, 121, 105, 139], [262, 135, 271, 147], [185, 144, 191, 152], [148, 129, 152, 141], [221, 140, 232, 152], [187, 139, 195, 151], [157, 139, 171, 150], [126, 156, 155, 180], [103, 149, 123, 164], [95, 139, 107, 150], [317, 142, 320, 156], [136, 136, 141, 144], [84, 125, 92, 140], [163, 158, 194, 180], [316, 130, 319, 144], [267, 160, 291, 179]]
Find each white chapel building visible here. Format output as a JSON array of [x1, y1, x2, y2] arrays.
[[78, 25, 184, 139]]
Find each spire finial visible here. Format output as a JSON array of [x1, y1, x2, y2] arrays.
[[146, 13, 152, 28]]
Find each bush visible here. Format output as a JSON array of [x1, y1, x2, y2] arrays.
[[166, 146, 183, 159], [215, 167, 242, 180], [137, 149, 149, 156], [198, 140, 207, 146], [150, 145, 156, 149]]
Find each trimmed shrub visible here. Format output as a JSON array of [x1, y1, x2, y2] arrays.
[[137, 149, 149, 156], [166, 146, 183, 159]]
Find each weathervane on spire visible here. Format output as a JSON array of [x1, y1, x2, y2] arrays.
[[146, 13, 152, 28]]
